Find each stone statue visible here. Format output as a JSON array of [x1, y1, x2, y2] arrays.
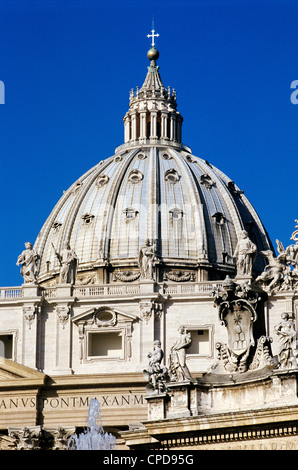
[[138, 238, 156, 280], [168, 327, 193, 382], [274, 313, 298, 369], [16, 242, 40, 284], [233, 230, 257, 276], [143, 340, 168, 393], [57, 242, 78, 284], [255, 249, 287, 291]]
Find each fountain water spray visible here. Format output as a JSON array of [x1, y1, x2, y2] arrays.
[[68, 398, 117, 450]]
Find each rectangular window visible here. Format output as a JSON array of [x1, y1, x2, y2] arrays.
[[187, 329, 210, 356], [88, 332, 122, 358], [0, 334, 13, 359]]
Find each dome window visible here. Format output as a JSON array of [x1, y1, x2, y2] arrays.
[[164, 168, 179, 184], [169, 208, 183, 220], [51, 221, 62, 232], [82, 213, 95, 225], [227, 180, 244, 196], [128, 169, 143, 184], [123, 208, 138, 220], [96, 174, 109, 187], [72, 181, 83, 194], [199, 174, 214, 189], [137, 152, 146, 160], [162, 153, 171, 160], [212, 212, 225, 225], [114, 155, 122, 163]]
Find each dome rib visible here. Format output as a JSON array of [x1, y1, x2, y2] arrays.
[[167, 148, 208, 262]]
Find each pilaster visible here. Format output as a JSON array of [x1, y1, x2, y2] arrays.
[[53, 303, 73, 374], [21, 284, 42, 370]]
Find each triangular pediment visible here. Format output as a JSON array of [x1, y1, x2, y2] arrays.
[[72, 306, 139, 325], [0, 357, 46, 386]]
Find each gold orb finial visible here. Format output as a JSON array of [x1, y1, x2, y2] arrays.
[[147, 47, 159, 61]]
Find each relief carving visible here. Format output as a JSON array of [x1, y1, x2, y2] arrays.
[[22, 305, 40, 329], [164, 270, 194, 282], [113, 269, 140, 282], [139, 300, 163, 322], [212, 276, 273, 374], [56, 305, 70, 329]]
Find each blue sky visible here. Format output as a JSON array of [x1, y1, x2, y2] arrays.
[[0, 0, 297, 286]]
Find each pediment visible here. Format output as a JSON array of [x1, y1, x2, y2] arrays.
[[0, 357, 46, 386], [72, 306, 139, 326]]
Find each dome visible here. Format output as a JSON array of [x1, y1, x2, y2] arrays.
[[34, 46, 272, 285]]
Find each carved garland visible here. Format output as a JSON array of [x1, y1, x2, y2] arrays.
[[114, 270, 140, 282], [164, 271, 194, 282]]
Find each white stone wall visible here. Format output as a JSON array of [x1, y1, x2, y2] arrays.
[[0, 284, 297, 377]]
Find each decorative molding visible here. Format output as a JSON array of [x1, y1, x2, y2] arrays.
[[139, 300, 163, 322], [212, 276, 272, 373], [91, 307, 117, 327], [161, 423, 298, 450], [56, 305, 71, 329], [22, 305, 40, 329], [164, 270, 194, 282], [113, 270, 140, 282], [8, 426, 42, 450], [73, 306, 138, 363]]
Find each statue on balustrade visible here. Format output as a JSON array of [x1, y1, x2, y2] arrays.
[[143, 340, 168, 394], [16, 242, 40, 284], [54, 241, 78, 284], [274, 313, 298, 369], [168, 326, 193, 382], [138, 238, 156, 280], [233, 230, 257, 277]]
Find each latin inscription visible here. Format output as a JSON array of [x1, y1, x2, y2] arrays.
[[208, 438, 298, 450], [0, 394, 145, 411]]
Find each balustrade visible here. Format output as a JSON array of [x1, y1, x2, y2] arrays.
[[0, 281, 223, 301]]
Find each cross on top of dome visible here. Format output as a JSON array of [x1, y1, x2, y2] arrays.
[[147, 22, 160, 62], [147, 23, 159, 48]]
